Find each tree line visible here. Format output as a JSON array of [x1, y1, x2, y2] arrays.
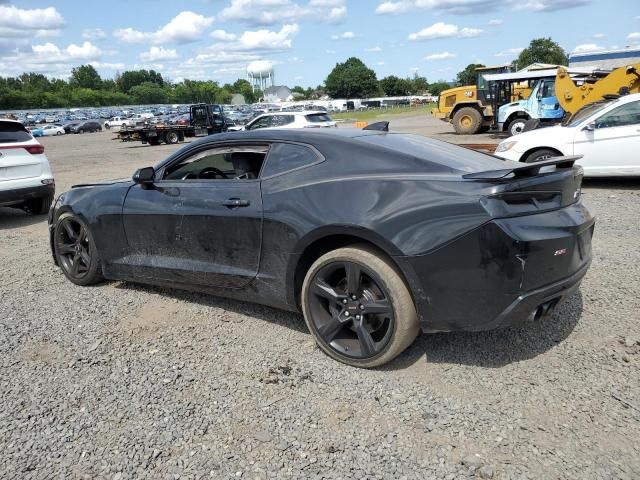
[[0, 64, 260, 110], [0, 37, 568, 109]]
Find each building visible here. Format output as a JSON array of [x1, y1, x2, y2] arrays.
[[569, 47, 640, 69]]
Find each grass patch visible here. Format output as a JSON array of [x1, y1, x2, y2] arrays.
[[331, 104, 435, 122]]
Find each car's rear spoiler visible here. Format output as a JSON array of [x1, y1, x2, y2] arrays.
[[462, 155, 582, 180]]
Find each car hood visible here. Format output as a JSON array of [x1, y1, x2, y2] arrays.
[[72, 178, 131, 188]]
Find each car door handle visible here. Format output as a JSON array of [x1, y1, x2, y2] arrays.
[[222, 198, 250, 208]]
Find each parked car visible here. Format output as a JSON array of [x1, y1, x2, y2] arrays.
[[0, 119, 55, 214], [494, 93, 640, 177], [48, 128, 593, 368], [239, 111, 336, 131], [30, 127, 44, 137], [70, 121, 102, 134], [40, 125, 65, 136], [104, 116, 134, 129], [62, 121, 81, 134]]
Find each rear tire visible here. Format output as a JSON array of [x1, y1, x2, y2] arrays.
[[24, 192, 54, 215], [452, 107, 483, 135], [301, 245, 419, 368], [166, 131, 179, 144], [523, 148, 559, 163]]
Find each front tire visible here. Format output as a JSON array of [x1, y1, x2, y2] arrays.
[[166, 131, 179, 144], [452, 107, 482, 135], [506, 117, 528, 136], [54, 213, 104, 286], [301, 246, 419, 368], [523, 148, 559, 163]]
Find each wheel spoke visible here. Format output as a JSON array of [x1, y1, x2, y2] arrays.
[[318, 315, 344, 343], [361, 298, 392, 316], [63, 221, 77, 241], [78, 227, 87, 244], [57, 243, 75, 255], [79, 248, 91, 266], [70, 254, 81, 275], [345, 263, 361, 295], [354, 321, 376, 357], [311, 279, 344, 303]]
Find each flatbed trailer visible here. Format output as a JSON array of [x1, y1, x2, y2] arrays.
[[114, 103, 227, 145]]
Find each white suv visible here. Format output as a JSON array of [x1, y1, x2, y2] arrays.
[[0, 119, 55, 214], [237, 111, 337, 131]]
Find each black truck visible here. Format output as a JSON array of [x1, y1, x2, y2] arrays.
[[116, 104, 227, 145]]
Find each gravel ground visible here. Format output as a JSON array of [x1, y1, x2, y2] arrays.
[[1, 120, 639, 479]]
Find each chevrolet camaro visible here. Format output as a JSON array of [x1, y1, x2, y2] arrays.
[[48, 129, 594, 367]]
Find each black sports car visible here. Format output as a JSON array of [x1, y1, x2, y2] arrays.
[[48, 129, 594, 367]]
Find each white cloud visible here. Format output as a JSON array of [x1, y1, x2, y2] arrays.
[[592, 33, 606, 39], [234, 24, 299, 50], [488, 19, 502, 25], [627, 32, 640, 41], [513, 0, 589, 11], [211, 29, 237, 41], [572, 43, 604, 53], [82, 28, 106, 40], [331, 31, 357, 40], [0, 5, 64, 31], [425, 51, 456, 60], [66, 41, 103, 59], [89, 61, 125, 70], [494, 47, 524, 57], [365, 46, 382, 52], [114, 11, 215, 45], [325, 49, 336, 54], [377, 61, 385, 65], [140, 46, 179, 62], [294, 75, 304, 80], [408, 22, 482, 41], [221, 0, 346, 26], [376, 0, 588, 15]]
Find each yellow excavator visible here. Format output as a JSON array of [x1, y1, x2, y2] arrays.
[[432, 63, 640, 135]]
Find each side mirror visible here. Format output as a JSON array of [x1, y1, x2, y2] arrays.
[[583, 122, 595, 132], [133, 166, 155, 184]]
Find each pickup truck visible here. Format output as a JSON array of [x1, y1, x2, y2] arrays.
[[104, 116, 135, 129]]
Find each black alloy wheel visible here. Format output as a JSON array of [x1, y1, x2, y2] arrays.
[[308, 261, 395, 359], [54, 214, 103, 285]]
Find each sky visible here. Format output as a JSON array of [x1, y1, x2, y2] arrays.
[[0, 0, 638, 87]]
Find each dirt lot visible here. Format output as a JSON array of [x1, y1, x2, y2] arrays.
[[1, 115, 639, 479]]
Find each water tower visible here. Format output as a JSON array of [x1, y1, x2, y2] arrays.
[[247, 60, 274, 92]]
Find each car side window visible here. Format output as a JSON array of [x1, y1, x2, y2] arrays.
[[163, 146, 269, 181], [261, 143, 321, 177], [595, 102, 640, 129], [248, 116, 272, 130], [271, 115, 294, 127]]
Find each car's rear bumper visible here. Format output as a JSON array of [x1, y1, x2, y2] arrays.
[[397, 202, 594, 332], [0, 183, 54, 207]]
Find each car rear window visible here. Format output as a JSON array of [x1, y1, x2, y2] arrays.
[[0, 121, 32, 143], [305, 113, 333, 123], [357, 133, 517, 173]]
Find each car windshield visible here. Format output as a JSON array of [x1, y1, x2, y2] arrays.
[[0, 121, 32, 143], [563, 99, 614, 127]]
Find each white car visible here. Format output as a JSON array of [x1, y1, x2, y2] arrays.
[[494, 93, 640, 177], [236, 111, 337, 132], [0, 119, 55, 214], [40, 125, 65, 136], [104, 116, 134, 129]]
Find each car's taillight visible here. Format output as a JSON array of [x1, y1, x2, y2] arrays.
[[25, 145, 45, 154]]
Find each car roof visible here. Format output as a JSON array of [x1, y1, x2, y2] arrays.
[[0, 118, 23, 125], [260, 110, 329, 116]]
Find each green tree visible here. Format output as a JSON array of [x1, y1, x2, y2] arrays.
[[117, 69, 164, 93], [516, 38, 568, 68], [69, 65, 102, 90], [409, 74, 429, 94], [428, 81, 452, 96], [456, 63, 485, 86], [325, 57, 380, 98], [129, 82, 168, 104], [379, 75, 412, 96]]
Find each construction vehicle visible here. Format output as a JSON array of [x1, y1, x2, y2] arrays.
[[494, 63, 640, 135], [116, 104, 227, 145], [430, 65, 532, 134]]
